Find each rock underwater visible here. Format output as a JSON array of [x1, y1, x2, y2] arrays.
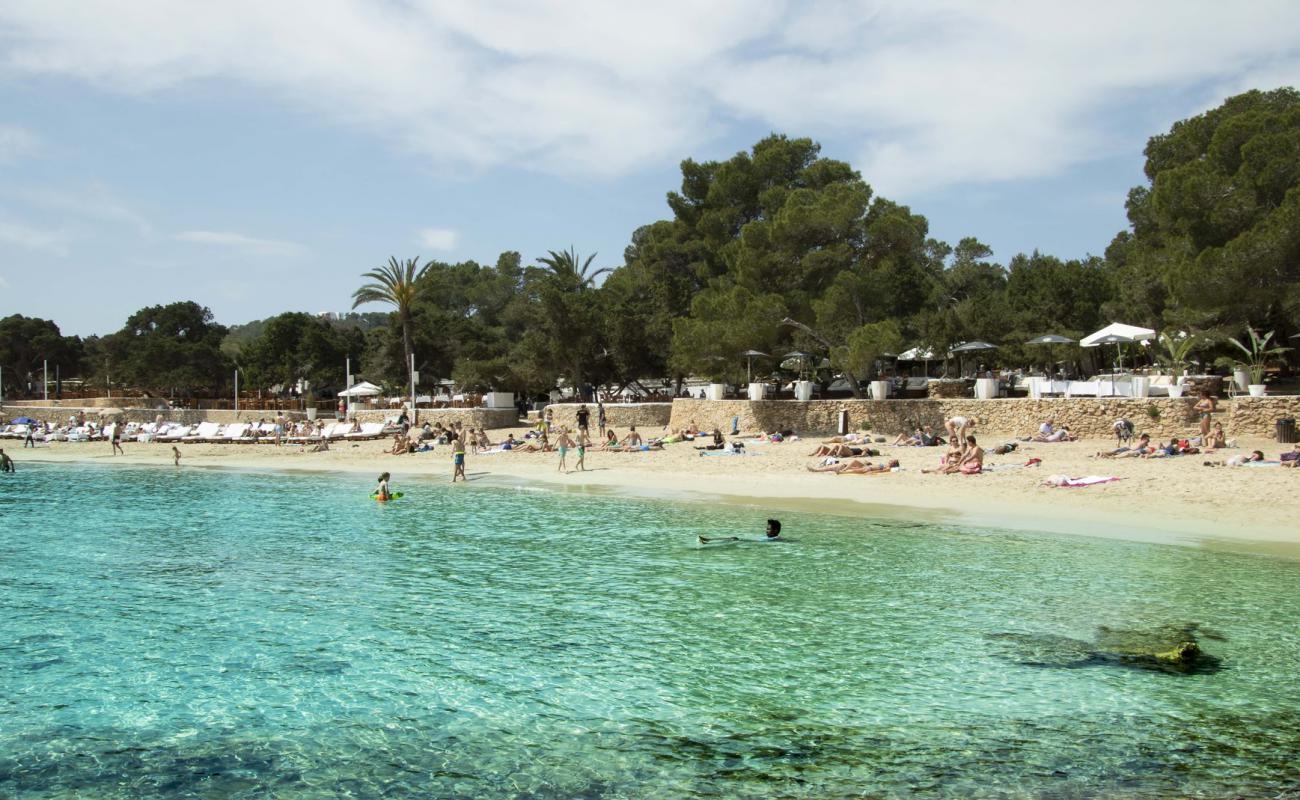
[[987, 623, 1223, 674]]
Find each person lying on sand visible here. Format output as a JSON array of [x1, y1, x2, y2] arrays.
[[823, 432, 869, 444], [1203, 450, 1265, 467], [1095, 434, 1152, 458], [808, 443, 878, 458], [806, 458, 899, 474]]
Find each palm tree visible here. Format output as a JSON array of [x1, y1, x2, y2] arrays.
[[352, 256, 429, 384], [537, 247, 611, 289]]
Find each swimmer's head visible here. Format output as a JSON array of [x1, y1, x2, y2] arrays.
[[766, 519, 782, 538]]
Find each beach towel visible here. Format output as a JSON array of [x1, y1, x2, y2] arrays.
[[1045, 474, 1121, 487]]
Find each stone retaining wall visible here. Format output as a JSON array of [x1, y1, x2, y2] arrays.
[[3, 405, 519, 430], [543, 403, 673, 431], [665, 396, 1300, 439]]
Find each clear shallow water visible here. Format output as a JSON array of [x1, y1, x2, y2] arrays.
[[2, 463, 1300, 799]]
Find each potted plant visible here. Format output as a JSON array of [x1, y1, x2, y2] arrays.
[[1156, 331, 1198, 398], [1228, 326, 1290, 397]]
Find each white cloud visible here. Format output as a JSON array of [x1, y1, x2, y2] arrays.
[[0, 2, 1298, 192], [0, 218, 69, 255], [0, 184, 152, 236], [417, 227, 459, 251], [173, 230, 305, 257], [0, 124, 39, 165], [0, 275, 10, 290]]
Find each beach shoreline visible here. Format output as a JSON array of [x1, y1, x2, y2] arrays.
[[12, 426, 1300, 558]]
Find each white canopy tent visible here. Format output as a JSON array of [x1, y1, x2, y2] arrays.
[[338, 381, 382, 397], [1080, 323, 1155, 347]]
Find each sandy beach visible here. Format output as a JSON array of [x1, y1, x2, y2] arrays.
[[13, 426, 1299, 557]]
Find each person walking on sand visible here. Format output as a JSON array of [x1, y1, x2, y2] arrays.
[[111, 422, 125, 456], [172, 446, 182, 467], [1194, 390, 1217, 440], [452, 434, 466, 482], [576, 404, 590, 435], [556, 427, 575, 472], [597, 401, 607, 439], [23, 424, 36, 448], [575, 429, 589, 471], [0, 448, 15, 473]]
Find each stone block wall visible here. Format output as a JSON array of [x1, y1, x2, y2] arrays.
[[5, 405, 519, 430], [350, 408, 518, 430], [543, 403, 673, 431], [666, 396, 1300, 439]]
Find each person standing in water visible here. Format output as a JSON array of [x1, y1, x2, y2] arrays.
[[452, 434, 466, 482], [575, 428, 589, 472], [0, 448, 14, 472], [555, 427, 575, 472], [172, 446, 182, 467], [375, 471, 392, 500]]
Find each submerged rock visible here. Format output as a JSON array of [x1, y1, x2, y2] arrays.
[[988, 623, 1223, 674]]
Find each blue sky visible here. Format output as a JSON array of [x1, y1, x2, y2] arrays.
[[2, 2, 1299, 336]]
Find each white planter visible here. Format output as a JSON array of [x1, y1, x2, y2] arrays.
[[794, 380, 813, 402], [869, 380, 890, 400], [483, 391, 514, 409], [1167, 384, 1185, 399], [747, 382, 766, 401], [1028, 377, 1043, 399], [1234, 369, 1251, 392], [706, 383, 725, 401], [974, 377, 997, 399], [306, 407, 318, 420], [1248, 384, 1266, 397], [1131, 376, 1150, 398]]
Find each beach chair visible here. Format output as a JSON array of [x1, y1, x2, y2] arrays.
[[345, 422, 385, 441], [219, 423, 252, 443], [183, 422, 222, 443]]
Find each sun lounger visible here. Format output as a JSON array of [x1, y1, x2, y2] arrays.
[[183, 422, 222, 442], [345, 422, 385, 441], [217, 423, 254, 443]]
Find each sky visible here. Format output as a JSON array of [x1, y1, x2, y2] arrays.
[[2, 1, 1299, 337]]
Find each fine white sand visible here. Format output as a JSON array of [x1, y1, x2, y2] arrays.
[[14, 428, 1300, 556]]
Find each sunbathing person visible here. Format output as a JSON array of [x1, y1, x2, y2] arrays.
[[1096, 434, 1152, 458], [807, 458, 899, 474], [822, 432, 869, 444], [924, 437, 983, 474], [1206, 422, 1227, 450], [695, 429, 726, 451], [1032, 421, 1076, 442], [891, 428, 924, 446], [602, 429, 620, 449], [620, 427, 644, 449], [1204, 450, 1266, 467]]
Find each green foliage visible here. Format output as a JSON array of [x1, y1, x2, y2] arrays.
[[1155, 331, 1200, 380], [0, 315, 84, 395], [1227, 325, 1290, 384], [99, 302, 231, 395], [832, 320, 904, 380], [239, 312, 362, 395], [670, 287, 788, 381], [352, 256, 431, 384], [1119, 88, 1300, 332]]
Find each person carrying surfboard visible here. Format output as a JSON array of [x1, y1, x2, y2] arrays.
[[700, 519, 782, 544]]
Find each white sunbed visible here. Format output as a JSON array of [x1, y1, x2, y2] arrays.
[[345, 422, 386, 440], [183, 422, 223, 442], [218, 423, 253, 443]]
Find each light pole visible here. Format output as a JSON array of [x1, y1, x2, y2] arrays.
[[409, 353, 417, 424], [345, 357, 352, 418], [43, 360, 48, 401], [234, 368, 240, 414]]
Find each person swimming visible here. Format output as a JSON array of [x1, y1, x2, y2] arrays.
[[699, 519, 783, 544]]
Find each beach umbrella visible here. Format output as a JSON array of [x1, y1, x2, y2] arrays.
[[12, 416, 37, 425], [781, 351, 812, 379], [97, 407, 125, 418], [950, 341, 998, 353], [1025, 335, 1075, 377], [1080, 322, 1154, 347], [739, 350, 768, 383], [1088, 333, 1135, 390]]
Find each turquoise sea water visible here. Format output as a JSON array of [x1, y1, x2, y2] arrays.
[[2, 463, 1300, 798]]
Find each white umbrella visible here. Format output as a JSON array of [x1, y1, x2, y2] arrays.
[[1080, 323, 1154, 347], [338, 381, 382, 397]]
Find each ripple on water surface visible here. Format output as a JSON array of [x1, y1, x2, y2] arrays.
[[2, 462, 1300, 798]]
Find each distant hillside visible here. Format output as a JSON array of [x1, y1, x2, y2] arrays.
[[222, 311, 391, 355]]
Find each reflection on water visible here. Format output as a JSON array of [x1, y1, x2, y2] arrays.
[[2, 462, 1300, 798]]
